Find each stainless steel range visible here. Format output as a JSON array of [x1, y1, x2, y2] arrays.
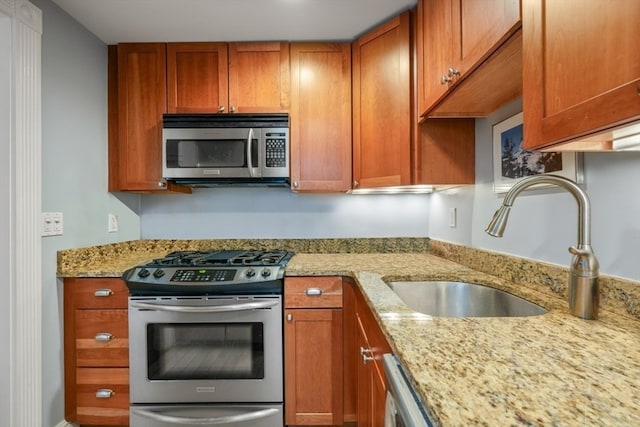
[[122, 249, 294, 427]]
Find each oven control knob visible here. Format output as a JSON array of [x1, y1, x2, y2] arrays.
[[245, 268, 256, 278], [153, 269, 165, 279], [137, 268, 150, 278], [261, 269, 271, 278]]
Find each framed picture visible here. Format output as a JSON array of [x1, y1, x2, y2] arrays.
[[492, 112, 582, 193]]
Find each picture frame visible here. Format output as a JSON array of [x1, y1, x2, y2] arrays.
[[492, 112, 582, 193]]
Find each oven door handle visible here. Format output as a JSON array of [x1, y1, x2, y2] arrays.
[[129, 299, 279, 313], [131, 406, 280, 425]]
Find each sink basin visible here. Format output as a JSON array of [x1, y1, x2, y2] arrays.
[[386, 281, 547, 317]]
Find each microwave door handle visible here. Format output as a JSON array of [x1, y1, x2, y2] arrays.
[[129, 299, 279, 313], [247, 127, 255, 177], [132, 407, 280, 425]]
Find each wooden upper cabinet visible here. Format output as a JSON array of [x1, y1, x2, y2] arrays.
[[352, 11, 412, 189], [289, 43, 352, 192], [110, 43, 187, 193], [167, 42, 228, 113], [456, 0, 520, 76], [522, 0, 640, 150], [417, 0, 521, 117], [167, 42, 290, 114], [228, 42, 290, 112]]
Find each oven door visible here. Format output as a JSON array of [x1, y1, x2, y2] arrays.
[[128, 295, 283, 404], [163, 127, 261, 179]]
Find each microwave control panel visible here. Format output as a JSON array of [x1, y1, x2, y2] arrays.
[[265, 133, 287, 168]]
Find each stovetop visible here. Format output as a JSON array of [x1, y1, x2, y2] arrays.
[[122, 249, 294, 296]]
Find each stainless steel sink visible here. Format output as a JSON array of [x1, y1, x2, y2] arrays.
[[386, 281, 547, 317]]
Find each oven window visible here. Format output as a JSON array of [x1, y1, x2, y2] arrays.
[[147, 323, 264, 380]]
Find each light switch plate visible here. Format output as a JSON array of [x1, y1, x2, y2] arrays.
[[448, 208, 457, 228], [42, 212, 63, 236]]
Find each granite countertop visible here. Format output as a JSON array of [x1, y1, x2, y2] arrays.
[[57, 239, 640, 426]]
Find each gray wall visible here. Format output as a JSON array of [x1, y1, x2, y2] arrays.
[[429, 98, 640, 282], [32, 0, 140, 425]]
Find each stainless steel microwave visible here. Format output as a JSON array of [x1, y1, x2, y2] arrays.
[[162, 113, 290, 187]]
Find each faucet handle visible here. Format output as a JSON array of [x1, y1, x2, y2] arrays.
[[568, 245, 599, 277]]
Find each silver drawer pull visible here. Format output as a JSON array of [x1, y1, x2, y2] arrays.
[[95, 389, 115, 399], [95, 333, 113, 342], [94, 289, 114, 297], [305, 288, 323, 296]]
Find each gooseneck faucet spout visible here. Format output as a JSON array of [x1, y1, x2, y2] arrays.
[[485, 174, 599, 319]]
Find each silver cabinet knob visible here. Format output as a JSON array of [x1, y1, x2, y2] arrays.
[[157, 180, 166, 188], [95, 389, 115, 399], [440, 75, 452, 85], [229, 106, 236, 113], [353, 180, 359, 189], [286, 313, 292, 322], [305, 288, 323, 296], [360, 347, 374, 363], [292, 181, 299, 189], [218, 106, 225, 113], [448, 67, 460, 77], [95, 333, 113, 342], [94, 289, 114, 297]]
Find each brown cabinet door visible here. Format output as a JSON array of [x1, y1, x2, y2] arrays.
[[167, 42, 228, 113], [456, 0, 520, 74], [355, 285, 391, 427], [228, 42, 290, 113], [114, 43, 167, 191], [523, 0, 640, 149], [284, 308, 344, 425], [356, 316, 372, 427], [417, 0, 521, 117], [352, 11, 412, 189], [417, 0, 456, 114], [110, 43, 189, 193], [289, 43, 352, 192]]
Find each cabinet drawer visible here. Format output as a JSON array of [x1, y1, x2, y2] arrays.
[[76, 368, 129, 425], [75, 310, 129, 367], [285, 277, 343, 308], [72, 278, 129, 309]]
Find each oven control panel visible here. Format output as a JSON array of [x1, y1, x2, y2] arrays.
[[171, 269, 236, 282], [127, 266, 283, 286]]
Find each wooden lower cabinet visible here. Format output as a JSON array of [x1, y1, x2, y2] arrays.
[[64, 278, 129, 426], [284, 277, 390, 426], [354, 284, 391, 427], [284, 277, 344, 425]]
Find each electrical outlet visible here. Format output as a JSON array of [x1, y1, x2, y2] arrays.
[[448, 207, 457, 228], [42, 212, 63, 236], [108, 213, 118, 233]]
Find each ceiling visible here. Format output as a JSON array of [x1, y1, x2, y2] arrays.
[[51, 0, 418, 44]]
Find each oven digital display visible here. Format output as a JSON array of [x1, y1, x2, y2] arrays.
[[170, 269, 237, 282]]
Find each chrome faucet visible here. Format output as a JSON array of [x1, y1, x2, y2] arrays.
[[485, 174, 599, 319]]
